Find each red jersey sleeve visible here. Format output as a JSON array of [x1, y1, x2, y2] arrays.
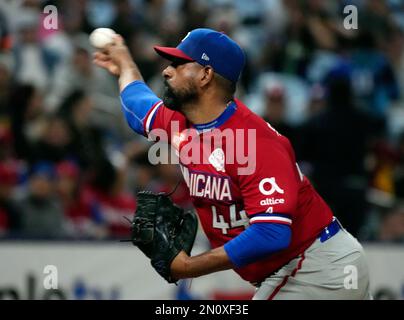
[[143, 103, 187, 144], [238, 136, 301, 226]]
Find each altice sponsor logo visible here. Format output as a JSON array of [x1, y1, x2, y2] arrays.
[[260, 198, 285, 206]]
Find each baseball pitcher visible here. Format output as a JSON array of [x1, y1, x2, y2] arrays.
[[93, 28, 371, 300]]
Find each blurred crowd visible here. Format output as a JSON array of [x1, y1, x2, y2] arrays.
[[0, 0, 404, 242]]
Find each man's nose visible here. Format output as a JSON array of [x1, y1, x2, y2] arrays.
[[162, 65, 174, 79]]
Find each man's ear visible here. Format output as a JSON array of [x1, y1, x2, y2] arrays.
[[199, 66, 214, 87]]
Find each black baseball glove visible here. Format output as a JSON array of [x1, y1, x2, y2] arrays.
[[129, 191, 198, 283]]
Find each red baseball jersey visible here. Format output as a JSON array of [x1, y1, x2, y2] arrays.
[[143, 98, 333, 282]]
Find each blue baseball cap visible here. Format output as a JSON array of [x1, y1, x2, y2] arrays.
[[154, 28, 245, 83]]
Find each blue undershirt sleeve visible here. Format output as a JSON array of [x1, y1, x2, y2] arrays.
[[223, 220, 291, 268], [119, 80, 161, 135]]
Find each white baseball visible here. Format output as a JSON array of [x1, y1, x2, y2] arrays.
[[89, 28, 117, 49]]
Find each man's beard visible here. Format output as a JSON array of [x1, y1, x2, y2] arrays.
[[162, 80, 198, 112]]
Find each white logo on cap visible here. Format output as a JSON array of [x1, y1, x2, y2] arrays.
[[201, 53, 210, 61]]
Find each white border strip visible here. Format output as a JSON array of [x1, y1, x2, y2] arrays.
[[250, 216, 292, 224], [145, 101, 163, 134]]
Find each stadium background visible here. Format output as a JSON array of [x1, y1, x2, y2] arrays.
[[0, 0, 404, 300]]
